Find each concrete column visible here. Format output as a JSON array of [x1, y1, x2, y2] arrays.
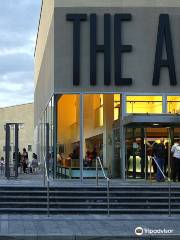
[[80, 94, 84, 182], [103, 94, 114, 173], [53, 94, 59, 179], [162, 94, 167, 113], [120, 94, 126, 180]]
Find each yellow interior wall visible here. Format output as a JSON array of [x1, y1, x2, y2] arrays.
[[167, 96, 180, 113], [57, 94, 121, 159], [57, 94, 115, 158], [126, 96, 162, 114], [57, 95, 79, 157], [93, 94, 101, 109], [84, 94, 103, 140], [114, 94, 121, 120], [57, 94, 104, 157]]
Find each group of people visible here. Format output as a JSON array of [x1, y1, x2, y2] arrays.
[[16, 148, 39, 174], [152, 139, 180, 182], [127, 138, 180, 182], [0, 148, 39, 174]]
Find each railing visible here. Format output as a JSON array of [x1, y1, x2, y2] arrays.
[[44, 156, 50, 217], [96, 157, 110, 216], [152, 156, 171, 217]]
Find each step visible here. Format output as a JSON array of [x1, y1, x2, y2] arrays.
[[0, 195, 179, 201], [0, 185, 178, 214], [0, 208, 175, 214]]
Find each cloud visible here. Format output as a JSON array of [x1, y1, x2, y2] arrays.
[[0, 0, 41, 107], [0, 53, 33, 74], [0, 70, 34, 107]]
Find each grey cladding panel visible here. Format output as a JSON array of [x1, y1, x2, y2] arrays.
[[54, 7, 180, 93]]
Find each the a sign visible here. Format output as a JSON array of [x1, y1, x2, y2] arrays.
[[66, 14, 177, 87]]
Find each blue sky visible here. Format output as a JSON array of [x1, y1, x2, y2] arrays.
[[0, 0, 41, 107]]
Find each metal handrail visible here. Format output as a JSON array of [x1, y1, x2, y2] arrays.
[[44, 156, 50, 217], [96, 157, 110, 216], [152, 156, 171, 217]]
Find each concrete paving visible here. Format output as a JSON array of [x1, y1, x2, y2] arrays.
[[0, 175, 179, 187], [0, 214, 179, 239]]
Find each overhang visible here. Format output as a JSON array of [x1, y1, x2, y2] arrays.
[[122, 114, 180, 127]]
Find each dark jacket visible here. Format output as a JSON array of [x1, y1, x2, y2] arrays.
[[152, 143, 165, 158]]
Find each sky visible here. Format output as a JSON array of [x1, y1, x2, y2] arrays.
[[0, 0, 41, 107]]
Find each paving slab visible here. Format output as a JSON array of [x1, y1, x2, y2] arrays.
[[0, 214, 179, 239], [8, 221, 25, 235]]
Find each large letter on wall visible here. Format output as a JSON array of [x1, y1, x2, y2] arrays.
[[66, 14, 87, 85], [152, 14, 177, 86], [90, 14, 111, 85], [114, 14, 132, 86]]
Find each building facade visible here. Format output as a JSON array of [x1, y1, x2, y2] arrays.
[[35, 0, 180, 180], [0, 103, 34, 159]]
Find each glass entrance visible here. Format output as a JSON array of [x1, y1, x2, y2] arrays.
[[125, 127, 145, 179], [125, 126, 173, 180]]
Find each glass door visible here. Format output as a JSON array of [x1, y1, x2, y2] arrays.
[[125, 126, 172, 180], [125, 127, 145, 179], [144, 127, 171, 181]]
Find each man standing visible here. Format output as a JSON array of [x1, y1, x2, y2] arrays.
[[152, 139, 165, 181], [171, 139, 180, 182]]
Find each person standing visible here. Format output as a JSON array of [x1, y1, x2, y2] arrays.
[[0, 157, 5, 174], [31, 153, 38, 174], [171, 139, 180, 182], [164, 142, 169, 176], [152, 139, 165, 181], [22, 148, 28, 173]]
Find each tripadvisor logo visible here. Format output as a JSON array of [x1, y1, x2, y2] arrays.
[[135, 227, 143, 236], [135, 226, 174, 236]]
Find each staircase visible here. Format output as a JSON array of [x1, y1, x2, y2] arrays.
[[0, 185, 179, 214]]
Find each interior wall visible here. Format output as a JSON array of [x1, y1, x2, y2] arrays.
[[57, 94, 115, 165], [57, 94, 80, 157]]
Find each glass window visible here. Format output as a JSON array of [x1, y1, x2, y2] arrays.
[[57, 94, 80, 179], [167, 96, 180, 114], [83, 94, 122, 178], [94, 94, 103, 127], [126, 96, 163, 114], [83, 94, 104, 171], [114, 94, 121, 120]]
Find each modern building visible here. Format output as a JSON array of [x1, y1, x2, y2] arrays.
[[0, 103, 34, 159], [35, 0, 180, 180]]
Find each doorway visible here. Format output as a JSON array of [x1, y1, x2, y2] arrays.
[[125, 126, 176, 180]]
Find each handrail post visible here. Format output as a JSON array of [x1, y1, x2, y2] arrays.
[[47, 180, 50, 217], [43, 160, 45, 187], [44, 156, 50, 217], [168, 180, 171, 217], [96, 157, 110, 216], [96, 158, 98, 186], [107, 179, 110, 216], [153, 157, 171, 217], [150, 157, 152, 182]]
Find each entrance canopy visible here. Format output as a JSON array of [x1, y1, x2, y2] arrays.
[[123, 114, 180, 127]]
